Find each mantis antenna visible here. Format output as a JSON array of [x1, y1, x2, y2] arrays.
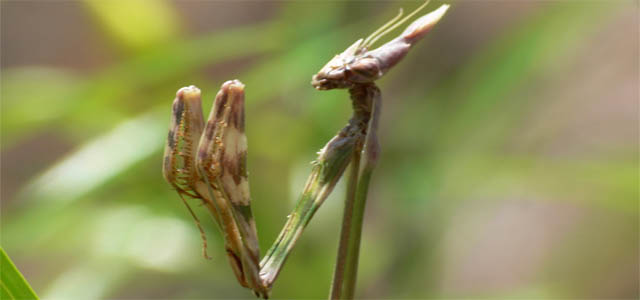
[[362, 0, 431, 50]]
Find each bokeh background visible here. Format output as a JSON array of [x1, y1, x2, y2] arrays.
[[1, 0, 638, 299]]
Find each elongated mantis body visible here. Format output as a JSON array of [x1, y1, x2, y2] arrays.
[[163, 2, 448, 298]]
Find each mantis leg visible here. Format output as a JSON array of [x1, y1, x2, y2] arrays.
[[163, 83, 268, 297], [259, 118, 365, 287], [196, 81, 267, 298], [330, 83, 381, 299]]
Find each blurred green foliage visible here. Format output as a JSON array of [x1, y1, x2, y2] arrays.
[[1, 0, 637, 299], [2, 247, 39, 299]]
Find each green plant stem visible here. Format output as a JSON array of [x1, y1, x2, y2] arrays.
[[330, 150, 361, 299], [341, 165, 374, 299]]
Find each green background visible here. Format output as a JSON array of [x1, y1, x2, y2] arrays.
[[1, 0, 638, 299]]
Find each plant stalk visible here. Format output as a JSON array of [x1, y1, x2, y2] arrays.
[[330, 150, 361, 299], [341, 166, 374, 299]]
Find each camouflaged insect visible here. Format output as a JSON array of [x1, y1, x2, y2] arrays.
[[163, 2, 449, 298], [196, 81, 266, 297], [162, 82, 268, 298]]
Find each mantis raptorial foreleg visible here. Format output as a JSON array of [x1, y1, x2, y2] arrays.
[[163, 82, 268, 297], [162, 2, 449, 298], [259, 86, 372, 287]]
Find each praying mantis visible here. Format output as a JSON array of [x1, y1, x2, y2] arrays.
[[163, 2, 449, 298]]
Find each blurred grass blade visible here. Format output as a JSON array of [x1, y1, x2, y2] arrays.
[[1, 247, 39, 300], [1, 22, 279, 148], [0, 68, 80, 147], [436, 2, 618, 150], [21, 110, 166, 204]]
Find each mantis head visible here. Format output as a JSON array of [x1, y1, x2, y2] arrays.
[[311, 38, 379, 90], [311, 1, 449, 90]]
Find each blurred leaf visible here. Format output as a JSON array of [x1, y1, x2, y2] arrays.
[[418, 2, 624, 205], [83, 0, 179, 51], [20, 109, 166, 205], [434, 1, 619, 151], [1, 247, 39, 300], [1, 22, 280, 148], [0, 68, 81, 146], [438, 154, 637, 210]]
